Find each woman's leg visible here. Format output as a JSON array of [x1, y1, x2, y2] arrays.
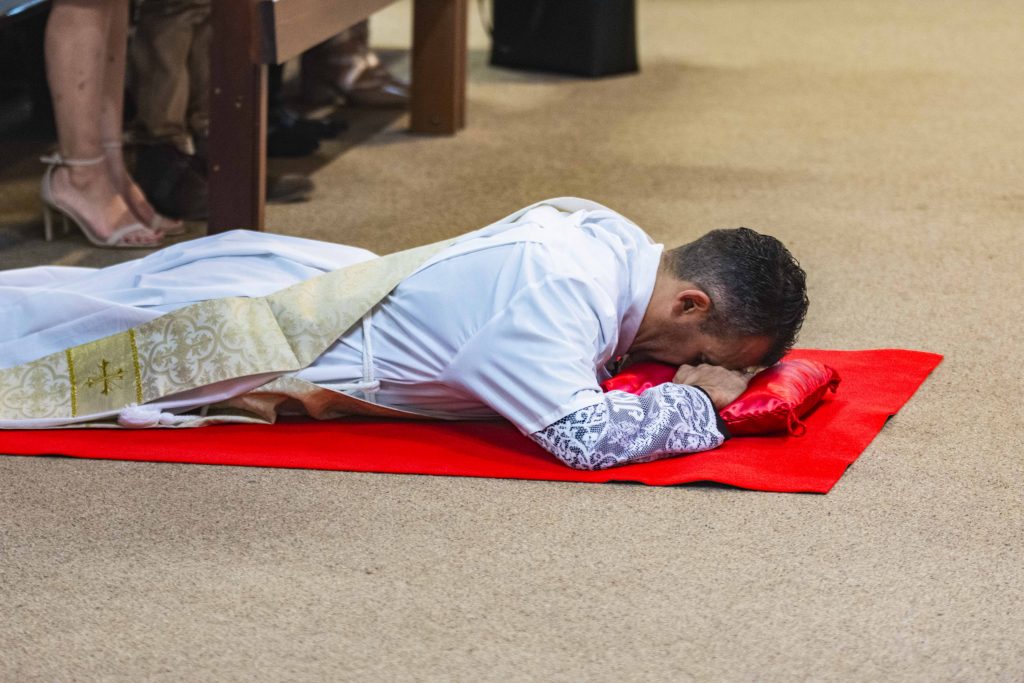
[[44, 0, 160, 245]]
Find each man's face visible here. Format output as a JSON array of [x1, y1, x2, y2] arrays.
[[630, 283, 775, 371], [648, 323, 774, 372], [682, 330, 774, 372]]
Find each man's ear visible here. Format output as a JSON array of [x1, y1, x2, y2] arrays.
[[672, 288, 712, 319]]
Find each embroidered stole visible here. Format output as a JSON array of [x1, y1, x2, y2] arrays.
[[0, 239, 454, 426]]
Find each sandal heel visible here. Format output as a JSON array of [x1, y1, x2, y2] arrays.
[[42, 202, 55, 242]]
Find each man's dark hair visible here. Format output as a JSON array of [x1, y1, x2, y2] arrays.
[[664, 227, 808, 365]]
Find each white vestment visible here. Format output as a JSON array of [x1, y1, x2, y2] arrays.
[[2, 199, 728, 469], [1, 201, 658, 434]]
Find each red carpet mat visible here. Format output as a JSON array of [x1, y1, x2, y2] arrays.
[[1, 349, 941, 493]]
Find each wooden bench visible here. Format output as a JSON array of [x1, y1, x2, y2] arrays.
[[208, 0, 467, 233]]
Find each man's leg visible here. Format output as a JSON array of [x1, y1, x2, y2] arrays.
[[100, 0, 183, 232], [184, 0, 210, 143], [130, 0, 209, 220]]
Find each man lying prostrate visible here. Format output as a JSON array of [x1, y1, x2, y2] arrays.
[[0, 198, 808, 470]]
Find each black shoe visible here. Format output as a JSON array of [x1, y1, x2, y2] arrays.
[[267, 126, 320, 157], [267, 106, 321, 157], [267, 174, 314, 203], [272, 105, 348, 140], [175, 135, 313, 205], [133, 143, 209, 221]]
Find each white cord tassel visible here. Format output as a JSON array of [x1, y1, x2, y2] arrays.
[[117, 403, 194, 428], [117, 404, 162, 428], [158, 412, 195, 426]]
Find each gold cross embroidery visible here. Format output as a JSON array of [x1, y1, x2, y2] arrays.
[[84, 359, 125, 396], [64, 330, 143, 418]]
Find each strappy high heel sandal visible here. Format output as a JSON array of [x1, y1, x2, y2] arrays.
[[101, 141, 187, 236], [40, 153, 163, 249]]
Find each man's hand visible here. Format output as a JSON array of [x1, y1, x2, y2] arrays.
[[672, 364, 751, 410]]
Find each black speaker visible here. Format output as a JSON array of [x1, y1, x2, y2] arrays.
[[489, 0, 639, 78]]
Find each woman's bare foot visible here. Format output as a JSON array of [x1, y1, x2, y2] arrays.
[[104, 145, 185, 234], [48, 163, 162, 247]]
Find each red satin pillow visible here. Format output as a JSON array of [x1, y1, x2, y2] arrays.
[[601, 359, 841, 436], [720, 359, 841, 436]]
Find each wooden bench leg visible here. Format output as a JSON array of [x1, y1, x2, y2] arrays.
[[410, 0, 467, 134], [208, 0, 267, 233]]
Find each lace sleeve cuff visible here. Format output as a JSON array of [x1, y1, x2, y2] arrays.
[[529, 383, 726, 470]]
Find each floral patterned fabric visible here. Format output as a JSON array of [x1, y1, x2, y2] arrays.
[[530, 383, 727, 470]]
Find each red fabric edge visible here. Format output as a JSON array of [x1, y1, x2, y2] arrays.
[[0, 349, 943, 493]]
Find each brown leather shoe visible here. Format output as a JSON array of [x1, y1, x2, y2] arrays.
[[301, 35, 409, 109], [343, 59, 410, 109]]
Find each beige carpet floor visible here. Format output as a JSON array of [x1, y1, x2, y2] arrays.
[[2, 0, 1023, 680]]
